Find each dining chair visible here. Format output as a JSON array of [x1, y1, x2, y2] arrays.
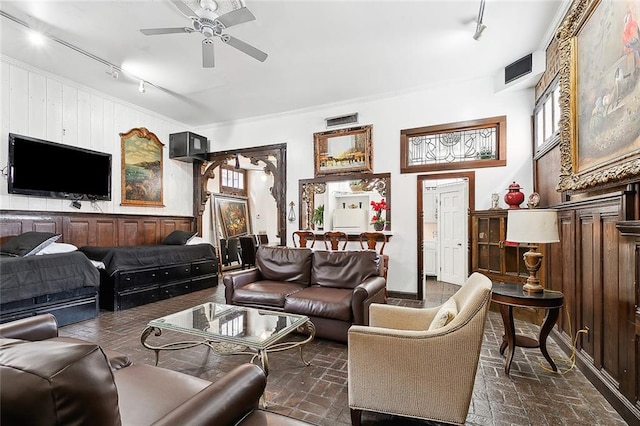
[[359, 232, 388, 279], [292, 231, 316, 248], [323, 231, 348, 250]]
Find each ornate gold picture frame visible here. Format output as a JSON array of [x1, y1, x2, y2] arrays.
[[313, 125, 373, 177], [214, 194, 251, 238], [120, 127, 165, 206], [557, 0, 640, 191]]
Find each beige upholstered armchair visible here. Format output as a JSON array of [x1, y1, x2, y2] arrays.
[[348, 272, 492, 425]]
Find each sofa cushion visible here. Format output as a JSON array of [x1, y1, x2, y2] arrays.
[[284, 286, 353, 321], [0, 338, 121, 426], [256, 246, 313, 285], [311, 250, 379, 289], [233, 280, 307, 308]]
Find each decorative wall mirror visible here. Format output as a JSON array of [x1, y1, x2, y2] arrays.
[[298, 172, 390, 233]]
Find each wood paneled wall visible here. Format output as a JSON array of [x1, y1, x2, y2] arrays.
[[0, 210, 193, 248], [544, 193, 640, 424]]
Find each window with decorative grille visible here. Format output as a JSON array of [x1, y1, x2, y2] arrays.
[[220, 165, 247, 196], [400, 116, 506, 173]]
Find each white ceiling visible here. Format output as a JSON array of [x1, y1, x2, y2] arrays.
[[0, 0, 568, 127]]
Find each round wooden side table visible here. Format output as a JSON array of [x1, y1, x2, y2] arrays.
[[491, 282, 564, 375]]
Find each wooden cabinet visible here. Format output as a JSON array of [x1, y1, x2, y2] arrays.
[[423, 190, 437, 223], [424, 240, 437, 276], [471, 210, 530, 284]]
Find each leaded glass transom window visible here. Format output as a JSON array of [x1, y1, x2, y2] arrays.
[[400, 116, 506, 173]]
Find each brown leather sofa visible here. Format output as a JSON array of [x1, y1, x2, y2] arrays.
[[0, 314, 308, 426], [223, 246, 387, 342]]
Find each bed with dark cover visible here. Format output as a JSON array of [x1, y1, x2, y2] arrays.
[[78, 231, 219, 311], [0, 232, 100, 326]]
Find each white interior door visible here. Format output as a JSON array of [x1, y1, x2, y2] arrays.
[[437, 181, 468, 285]]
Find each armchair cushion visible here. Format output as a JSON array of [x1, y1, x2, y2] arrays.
[[428, 297, 458, 330], [0, 338, 122, 426]]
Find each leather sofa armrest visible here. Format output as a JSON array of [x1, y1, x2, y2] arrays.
[[151, 363, 266, 426], [223, 269, 263, 303], [352, 276, 387, 326], [0, 313, 58, 340]]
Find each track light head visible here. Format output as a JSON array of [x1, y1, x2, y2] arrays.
[[472, 0, 487, 40], [473, 23, 487, 40], [138, 80, 146, 93]]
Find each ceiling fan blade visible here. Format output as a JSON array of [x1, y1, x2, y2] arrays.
[[202, 39, 215, 68], [171, 0, 198, 19], [222, 35, 268, 62], [215, 7, 256, 28], [140, 27, 193, 35]]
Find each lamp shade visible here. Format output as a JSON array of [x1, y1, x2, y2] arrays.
[[506, 209, 559, 244]]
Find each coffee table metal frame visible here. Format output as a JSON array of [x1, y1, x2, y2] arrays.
[[140, 302, 316, 376]]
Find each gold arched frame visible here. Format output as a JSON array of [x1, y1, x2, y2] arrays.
[[556, 0, 640, 192], [120, 127, 165, 206]]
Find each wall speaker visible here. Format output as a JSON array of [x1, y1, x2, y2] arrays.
[[169, 131, 208, 163]]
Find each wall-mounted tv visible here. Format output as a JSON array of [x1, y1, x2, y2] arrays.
[[8, 133, 112, 201]]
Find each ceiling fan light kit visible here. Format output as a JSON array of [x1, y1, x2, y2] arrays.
[[140, 0, 268, 68]]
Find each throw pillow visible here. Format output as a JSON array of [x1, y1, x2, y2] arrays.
[[162, 230, 197, 245], [0, 232, 61, 257], [186, 236, 206, 245], [428, 297, 458, 330], [35, 242, 78, 255]]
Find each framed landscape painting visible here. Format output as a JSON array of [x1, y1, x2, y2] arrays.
[[557, 0, 640, 191], [120, 127, 164, 206], [214, 195, 251, 238], [313, 125, 373, 177]]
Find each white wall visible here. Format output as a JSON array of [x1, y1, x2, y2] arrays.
[[1, 56, 535, 296], [196, 77, 535, 294], [0, 58, 193, 216]]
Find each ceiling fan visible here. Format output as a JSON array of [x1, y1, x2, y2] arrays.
[[140, 0, 268, 68]]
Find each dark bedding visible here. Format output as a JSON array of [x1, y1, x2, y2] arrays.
[[79, 244, 216, 275], [0, 252, 99, 304]]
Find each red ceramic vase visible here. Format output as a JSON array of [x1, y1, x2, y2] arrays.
[[504, 182, 525, 209]]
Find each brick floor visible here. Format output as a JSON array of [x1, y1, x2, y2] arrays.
[[59, 278, 628, 425]]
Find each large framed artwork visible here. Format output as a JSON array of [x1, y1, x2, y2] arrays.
[[557, 0, 640, 191], [120, 127, 164, 206], [214, 194, 251, 238], [313, 125, 373, 177]]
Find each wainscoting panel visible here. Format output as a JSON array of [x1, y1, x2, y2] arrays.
[[548, 195, 640, 424], [0, 210, 194, 248]]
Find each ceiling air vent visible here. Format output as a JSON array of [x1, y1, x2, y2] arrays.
[[325, 113, 359, 128]]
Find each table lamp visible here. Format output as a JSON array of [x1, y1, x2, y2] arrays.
[[505, 209, 559, 293]]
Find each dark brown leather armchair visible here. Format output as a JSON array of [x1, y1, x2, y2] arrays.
[[0, 314, 309, 426]]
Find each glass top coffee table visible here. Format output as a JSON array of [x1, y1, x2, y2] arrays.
[[141, 302, 315, 375]]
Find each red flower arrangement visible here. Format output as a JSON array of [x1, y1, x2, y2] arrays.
[[370, 199, 387, 229]]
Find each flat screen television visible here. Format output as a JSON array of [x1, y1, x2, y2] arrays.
[[8, 133, 112, 201]]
